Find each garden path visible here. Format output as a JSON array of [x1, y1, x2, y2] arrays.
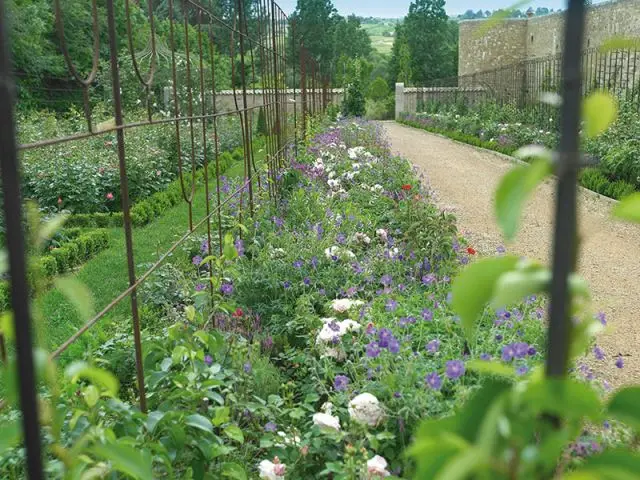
[[383, 121, 640, 390]]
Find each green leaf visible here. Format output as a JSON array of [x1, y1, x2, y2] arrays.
[[54, 277, 94, 320], [0, 250, 7, 276], [568, 448, 640, 480], [521, 378, 602, 421], [221, 462, 247, 480], [38, 213, 69, 249], [466, 360, 516, 378], [146, 411, 166, 434], [436, 447, 485, 480], [491, 268, 550, 308], [90, 442, 153, 480], [607, 387, 640, 430], [83, 385, 100, 408], [583, 92, 617, 138], [451, 256, 519, 341], [600, 37, 640, 52], [0, 419, 21, 455], [613, 192, 640, 223], [223, 233, 238, 261], [224, 425, 245, 444], [212, 407, 230, 427], [495, 158, 552, 241], [185, 414, 214, 434], [65, 362, 119, 396]]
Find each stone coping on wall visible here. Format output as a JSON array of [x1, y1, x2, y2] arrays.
[[403, 86, 487, 92]]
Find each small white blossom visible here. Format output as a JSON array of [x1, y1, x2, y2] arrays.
[[348, 393, 384, 427], [366, 455, 391, 477], [354, 232, 371, 245], [376, 229, 388, 242], [331, 298, 365, 313], [371, 184, 384, 193], [270, 248, 286, 259], [313, 409, 341, 432], [258, 458, 286, 479]]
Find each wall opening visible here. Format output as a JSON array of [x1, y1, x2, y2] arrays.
[[531, 34, 534, 43]]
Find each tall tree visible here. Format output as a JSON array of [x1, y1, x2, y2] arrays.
[[401, 0, 457, 84], [333, 15, 372, 62], [289, 0, 338, 69]]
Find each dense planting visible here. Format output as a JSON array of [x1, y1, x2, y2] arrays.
[[0, 120, 551, 478], [400, 99, 640, 200]]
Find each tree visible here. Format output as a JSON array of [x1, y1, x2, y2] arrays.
[[290, 0, 339, 71], [333, 15, 372, 62], [400, 0, 457, 84], [367, 76, 390, 101], [342, 59, 365, 117]]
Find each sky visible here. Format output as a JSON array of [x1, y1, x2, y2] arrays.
[[276, 0, 570, 17]]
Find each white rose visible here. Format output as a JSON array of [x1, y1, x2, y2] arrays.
[[258, 459, 286, 479], [367, 455, 391, 477], [348, 393, 384, 427], [331, 298, 364, 313], [313, 411, 341, 432], [376, 229, 388, 242], [275, 431, 300, 447], [354, 232, 371, 245]]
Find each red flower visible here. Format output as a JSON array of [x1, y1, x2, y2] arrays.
[[106, 192, 114, 201], [467, 247, 476, 255], [232, 307, 244, 318], [401, 184, 412, 191]]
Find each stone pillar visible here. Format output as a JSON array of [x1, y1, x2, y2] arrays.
[[395, 83, 405, 120]]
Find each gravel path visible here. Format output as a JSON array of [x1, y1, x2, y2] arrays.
[[383, 121, 640, 390]]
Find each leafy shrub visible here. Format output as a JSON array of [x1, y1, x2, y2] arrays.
[[367, 76, 390, 101]]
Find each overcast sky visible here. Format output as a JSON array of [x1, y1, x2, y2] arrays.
[[276, 0, 574, 17]]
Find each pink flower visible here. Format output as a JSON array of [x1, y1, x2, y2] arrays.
[[106, 192, 114, 201], [57, 197, 63, 205]]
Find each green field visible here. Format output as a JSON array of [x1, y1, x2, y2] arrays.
[[362, 19, 398, 55]]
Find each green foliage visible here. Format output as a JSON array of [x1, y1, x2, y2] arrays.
[[367, 76, 390, 101], [256, 107, 268, 136], [342, 60, 366, 117]]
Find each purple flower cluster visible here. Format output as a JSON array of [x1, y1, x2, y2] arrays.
[[366, 328, 401, 357], [334, 374, 350, 391], [501, 342, 536, 362]]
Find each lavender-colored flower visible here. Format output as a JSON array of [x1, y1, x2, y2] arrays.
[[597, 311, 607, 325], [593, 345, 605, 361], [496, 245, 506, 254], [616, 356, 624, 369], [380, 274, 393, 286], [200, 239, 209, 254], [378, 328, 393, 348], [311, 256, 319, 269], [421, 308, 433, 321], [513, 342, 529, 359], [393, 392, 402, 398], [333, 374, 350, 391], [262, 336, 274, 350], [328, 321, 341, 332], [516, 365, 529, 376], [366, 342, 381, 358], [388, 337, 400, 354], [501, 345, 515, 362], [234, 238, 244, 256], [446, 360, 465, 379], [282, 280, 292, 289], [204, 354, 213, 366], [272, 216, 284, 228], [425, 372, 442, 390], [243, 362, 252, 373], [527, 346, 537, 356], [352, 262, 363, 274], [293, 259, 304, 269], [195, 283, 206, 292], [426, 339, 440, 354], [264, 421, 277, 432], [421, 274, 436, 286], [220, 282, 234, 295], [336, 233, 346, 244], [480, 353, 491, 361], [192, 255, 203, 266], [303, 277, 311, 286], [495, 334, 503, 341], [385, 299, 398, 312]]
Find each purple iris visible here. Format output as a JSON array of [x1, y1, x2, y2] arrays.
[[445, 360, 465, 379], [333, 375, 350, 391], [480, 353, 491, 361], [425, 372, 442, 390]]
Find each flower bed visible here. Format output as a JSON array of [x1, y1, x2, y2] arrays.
[[399, 101, 640, 200], [0, 120, 550, 478]]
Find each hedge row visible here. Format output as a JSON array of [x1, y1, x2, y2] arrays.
[[398, 119, 635, 201], [1, 228, 110, 311], [65, 148, 242, 229]]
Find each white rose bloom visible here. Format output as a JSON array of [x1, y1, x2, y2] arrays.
[[348, 393, 384, 427], [354, 232, 371, 245], [275, 431, 300, 447], [367, 455, 391, 477], [376, 229, 388, 242], [258, 459, 286, 479], [313, 411, 341, 432], [316, 319, 361, 344], [328, 171, 336, 179], [331, 298, 364, 313]]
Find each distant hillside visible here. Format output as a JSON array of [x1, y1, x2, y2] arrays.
[[359, 18, 399, 55]]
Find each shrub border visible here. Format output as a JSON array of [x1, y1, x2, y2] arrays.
[[397, 118, 634, 201]]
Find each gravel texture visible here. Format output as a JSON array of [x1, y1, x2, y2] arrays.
[[383, 121, 640, 390]]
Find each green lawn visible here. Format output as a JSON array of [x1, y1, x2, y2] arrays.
[[38, 154, 262, 363]]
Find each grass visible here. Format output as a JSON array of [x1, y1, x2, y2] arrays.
[[362, 20, 397, 55], [37, 151, 264, 363]]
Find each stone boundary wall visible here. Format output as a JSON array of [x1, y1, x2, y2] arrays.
[[395, 84, 488, 119]]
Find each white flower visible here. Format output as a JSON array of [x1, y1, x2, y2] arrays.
[[348, 393, 384, 427], [371, 184, 384, 193], [366, 455, 390, 477], [388, 247, 400, 259], [328, 171, 336, 179], [316, 318, 361, 345], [376, 229, 388, 242], [354, 232, 371, 245], [313, 411, 341, 432], [327, 179, 341, 189], [324, 246, 356, 260], [270, 248, 286, 259], [258, 459, 286, 479], [331, 298, 365, 313], [275, 431, 300, 447]]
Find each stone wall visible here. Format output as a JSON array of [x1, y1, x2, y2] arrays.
[[395, 83, 488, 118], [459, 0, 640, 74]]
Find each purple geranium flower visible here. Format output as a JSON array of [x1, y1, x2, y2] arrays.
[[378, 328, 393, 348], [204, 354, 213, 366], [388, 337, 401, 354], [366, 341, 381, 358], [501, 345, 515, 362], [616, 356, 624, 369], [593, 345, 605, 361], [264, 421, 278, 432], [293, 259, 304, 269], [421, 274, 436, 286], [421, 308, 433, 321], [234, 237, 244, 256], [195, 283, 206, 292], [445, 360, 465, 379], [516, 365, 529, 376], [192, 255, 203, 266], [513, 342, 529, 359], [380, 274, 393, 286], [220, 282, 234, 295], [425, 372, 442, 390], [243, 362, 252, 373], [333, 375, 350, 391], [426, 339, 440, 354], [480, 353, 491, 361], [385, 299, 398, 312]]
